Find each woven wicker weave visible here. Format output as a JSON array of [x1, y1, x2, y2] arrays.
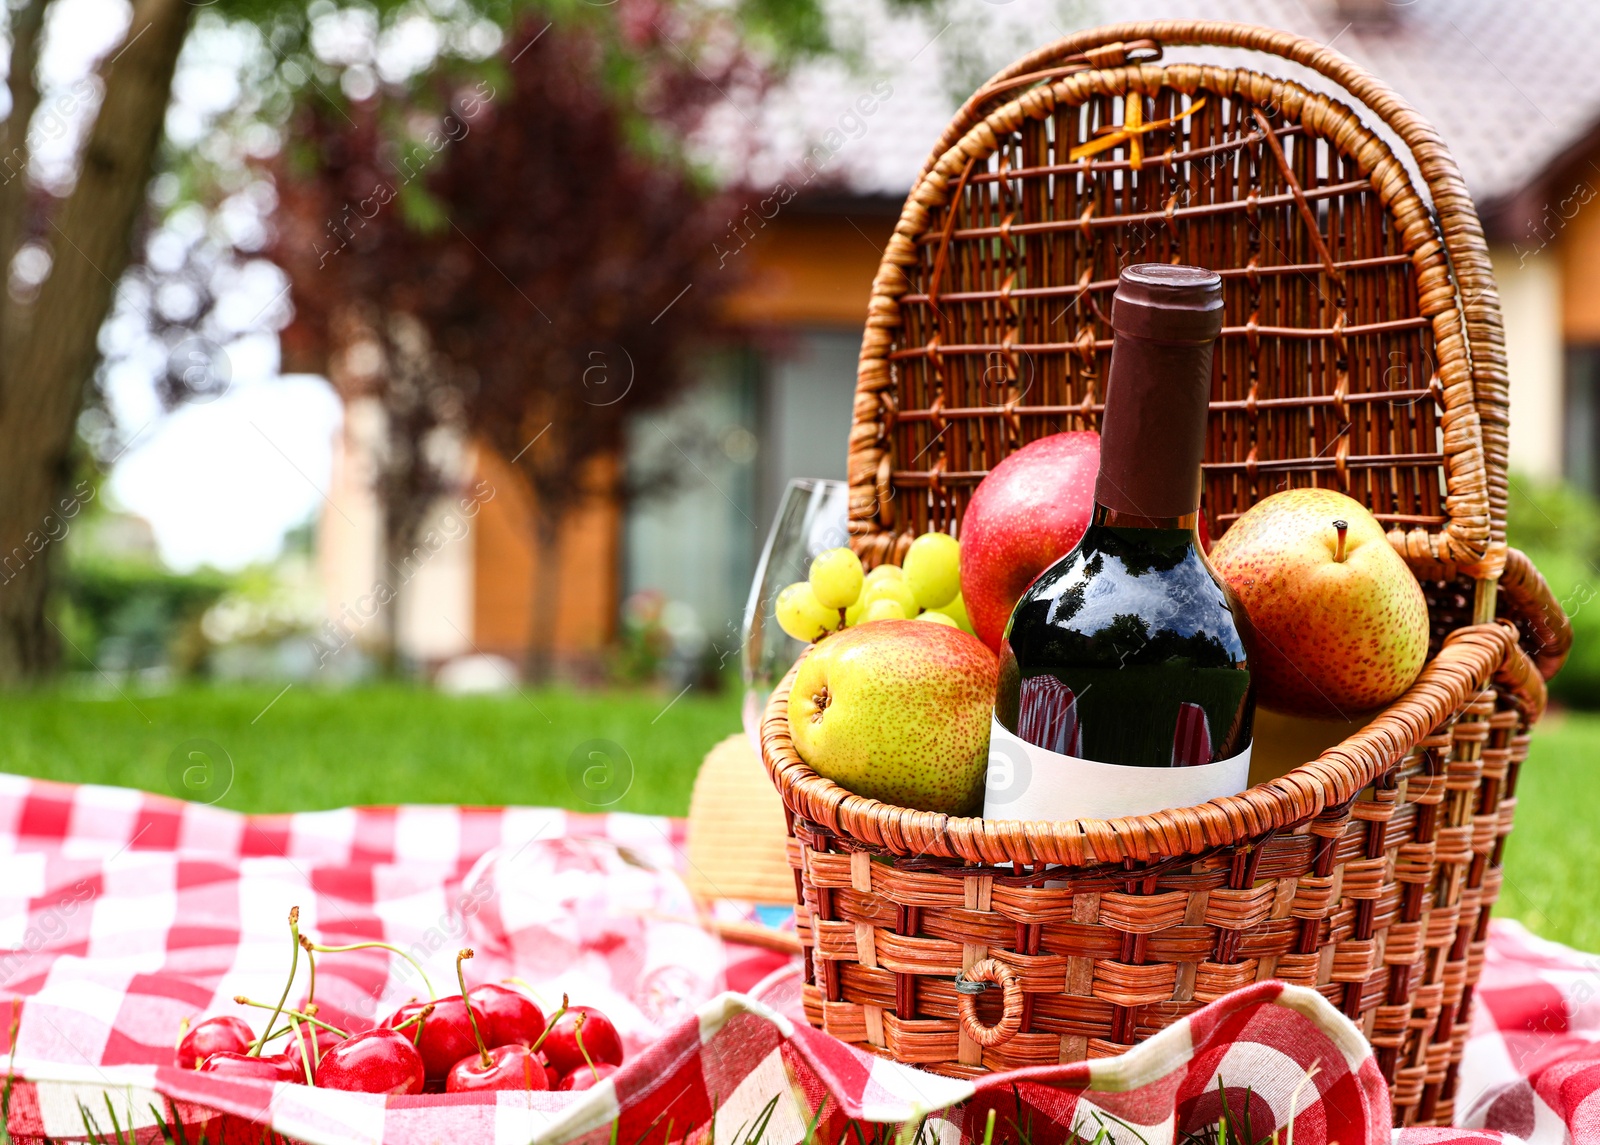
[[765, 623, 1542, 1111], [760, 22, 1571, 1127]]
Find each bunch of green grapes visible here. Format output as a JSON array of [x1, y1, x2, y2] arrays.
[[773, 531, 974, 642]]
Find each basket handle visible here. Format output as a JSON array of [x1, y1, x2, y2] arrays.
[[923, 23, 1479, 234], [1498, 547, 1572, 681], [955, 959, 1023, 1048]]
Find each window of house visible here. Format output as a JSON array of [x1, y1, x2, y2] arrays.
[[621, 330, 861, 652], [1567, 345, 1600, 494]]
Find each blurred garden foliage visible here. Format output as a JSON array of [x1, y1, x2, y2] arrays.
[[269, 6, 758, 678], [0, 0, 876, 686], [60, 559, 230, 676], [56, 492, 325, 680], [1507, 475, 1600, 707]]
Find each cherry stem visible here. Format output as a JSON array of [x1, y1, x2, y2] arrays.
[[389, 1008, 429, 1033], [574, 1012, 599, 1082], [288, 1015, 316, 1087], [259, 1017, 330, 1049], [456, 949, 491, 1068], [174, 1017, 190, 1052], [250, 907, 300, 1056], [1333, 519, 1349, 563], [526, 994, 570, 1057], [233, 996, 347, 1038], [401, 1003, 435, 1047], [307, 940, 435, 1000], [298, 935, 317, 1008]]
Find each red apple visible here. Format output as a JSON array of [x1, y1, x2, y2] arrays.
[[960, 432, 1099, 650]]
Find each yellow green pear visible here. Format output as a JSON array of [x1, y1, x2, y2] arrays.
[[1208, 488, 1428, 718], [788, 620, 997, 815]]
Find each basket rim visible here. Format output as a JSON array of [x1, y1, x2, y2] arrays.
[[846, 23, 1505, 581], [760, 622, 1541, 869]]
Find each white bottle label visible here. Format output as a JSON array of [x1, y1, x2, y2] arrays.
[[982, 714, 1251, 822]]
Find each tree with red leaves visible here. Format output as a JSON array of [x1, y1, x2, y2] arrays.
[[272, 7, 756, 674]]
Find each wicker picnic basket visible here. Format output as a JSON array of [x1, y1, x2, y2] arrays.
[[759, 21, 1575, 1127]]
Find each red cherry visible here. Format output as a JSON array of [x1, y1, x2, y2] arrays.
[[282, 1024, 345, 1074], [445, 1044, 550, 1093], [558, 1062, 619, 1091], [469, 984, 545, 1048], [540, 1007, 623, 1075], [545, 1062, 562, 1088], [314, 1028, 425, 1095], [384, 997, 483, 1081], [199, 1051, 301, 1083], [176, 1016, 256, 1070]]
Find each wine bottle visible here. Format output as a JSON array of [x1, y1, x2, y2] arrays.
[[984, 264, 1254, 821]]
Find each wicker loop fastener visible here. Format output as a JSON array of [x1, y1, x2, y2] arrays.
[[954, 959, 1024, 1048]]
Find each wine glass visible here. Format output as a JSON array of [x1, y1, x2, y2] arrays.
[[741, 478, 851, 750]]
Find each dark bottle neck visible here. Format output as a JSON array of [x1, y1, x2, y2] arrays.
[[1092, 503, 1199, 533], [1094, 324, 1218, 521]]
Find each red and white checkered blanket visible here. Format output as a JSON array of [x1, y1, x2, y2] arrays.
[[0, 774, 1592, 1144]]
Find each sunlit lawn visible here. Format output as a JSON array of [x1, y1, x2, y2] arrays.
[[0, 681, 741, 819], [1498, 710, 1600, 953], [0, 683, 1592, 951]]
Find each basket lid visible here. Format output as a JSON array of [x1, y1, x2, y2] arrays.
[[847, 21, 1506, 587]]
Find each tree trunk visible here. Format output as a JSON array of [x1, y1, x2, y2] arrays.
[[0, 0, 193, 682], [371, 311, 449, 676], [0, 0, 46, 345], [524, 510, 562, 684], [377, 485, 431, 677], [375, 505, 408, 676]]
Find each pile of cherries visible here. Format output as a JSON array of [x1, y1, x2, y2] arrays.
[[173, 909, 622, 1095]]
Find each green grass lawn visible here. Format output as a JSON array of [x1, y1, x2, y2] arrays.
[[0, 681, 741, 819], [1496, 710, 1600, 953], [0, 682, 1592, 952]]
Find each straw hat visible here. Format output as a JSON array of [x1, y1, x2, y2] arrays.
[[685, 732, 795, 905]]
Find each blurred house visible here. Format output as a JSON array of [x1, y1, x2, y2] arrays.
[[314, 0, 1600, 675], [315, 196, 899, 675]]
